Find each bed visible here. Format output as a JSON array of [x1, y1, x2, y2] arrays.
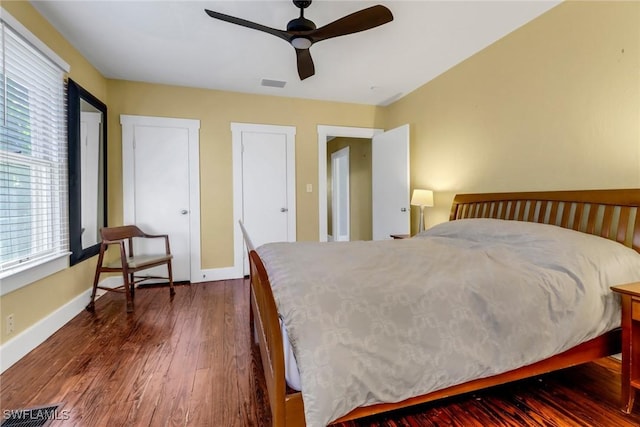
[[242, 189, 640, 426]]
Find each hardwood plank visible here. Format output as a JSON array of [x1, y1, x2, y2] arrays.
[[2, 280, 640, 426], [148, 286, 202, 426], [233, 280, 262, 427]]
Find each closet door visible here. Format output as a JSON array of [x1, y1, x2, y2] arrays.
[[121, 115, 201, 282], [232, 123, 296, 276]]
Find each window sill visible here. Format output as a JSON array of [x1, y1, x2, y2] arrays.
[[0, 253, 70, 296]]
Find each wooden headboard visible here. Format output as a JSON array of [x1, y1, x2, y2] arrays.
[[450, 189, 640, 251], [243, 189, 637, 427]]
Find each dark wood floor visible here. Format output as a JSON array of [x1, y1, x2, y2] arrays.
[[2, 280, 640, 426]]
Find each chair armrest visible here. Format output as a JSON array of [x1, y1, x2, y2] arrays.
[[139, 232, 169, 239], [138, 233, 172, 255], [101, 238, 127, 246]]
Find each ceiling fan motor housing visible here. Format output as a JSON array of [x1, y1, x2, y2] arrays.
[[289, 0, 315, 32], [293, 0, 312, 10], [205, 0, 393, 80], [287, 17, 316, 32]]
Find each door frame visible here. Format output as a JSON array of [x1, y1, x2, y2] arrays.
[[232, 122, 296, 277], [330, 146, 350, 242], [120, 114, 202, 283], [317, 125, 383, 242]]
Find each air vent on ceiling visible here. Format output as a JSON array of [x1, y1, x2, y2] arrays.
[[261, 79, 286, 88]]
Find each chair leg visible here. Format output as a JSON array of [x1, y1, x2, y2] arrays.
[[86, 270, 100, 312], [168, 261, 175, 297], [86, 247, 105, 312], [130, 272, 135, 299], [123, 271, 134, 313]]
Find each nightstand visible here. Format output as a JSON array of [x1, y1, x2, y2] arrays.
[[610, 282, 640, 413], [390, 234, 410, 240]]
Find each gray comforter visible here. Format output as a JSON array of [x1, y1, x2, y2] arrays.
[[257, 219, 640, 427]]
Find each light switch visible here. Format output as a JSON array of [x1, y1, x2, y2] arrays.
[[306, 184, 313, 193]]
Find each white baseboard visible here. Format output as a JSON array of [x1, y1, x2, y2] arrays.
[[0, 279, 115, 374], [197, 267, 242, 282], [0, 268, 241, 374]]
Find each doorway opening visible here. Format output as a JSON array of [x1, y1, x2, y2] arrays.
[[318, 126, 382, 242], [318, 124, 411, 242], [327, 139, 373, 242]]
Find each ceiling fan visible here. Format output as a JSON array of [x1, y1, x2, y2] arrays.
[[204, 1, 393, 80]]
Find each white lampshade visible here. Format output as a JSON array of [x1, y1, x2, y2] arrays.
[[411, 189, 434, 207]]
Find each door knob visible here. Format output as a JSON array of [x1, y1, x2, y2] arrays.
[[180, 209, 189, 215], [280, 208, 288, 212], [400, 207, 407, 212]]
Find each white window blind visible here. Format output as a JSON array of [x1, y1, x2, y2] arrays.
[[0, 17, 69, 275]]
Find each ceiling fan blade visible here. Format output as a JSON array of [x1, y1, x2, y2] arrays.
[[309, 5, 393, 43], [204, 9, 292, 43], [295, 48, 315, 80]]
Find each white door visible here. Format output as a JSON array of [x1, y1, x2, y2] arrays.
[[242, 132, 290, 248], [232, 123, 296, 276], [121, 115, 201, 283], [372, 124, 410, 240], [331, 147, 350, 242]]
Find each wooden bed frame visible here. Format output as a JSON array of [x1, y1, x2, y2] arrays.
[[242, 189, 640, 426]]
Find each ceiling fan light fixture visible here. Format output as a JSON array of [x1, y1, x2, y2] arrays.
[[204, 1, 394, 80], [291, 37, 312, 49]]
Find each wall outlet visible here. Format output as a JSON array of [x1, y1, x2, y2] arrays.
[[6, 313, 15, 335]]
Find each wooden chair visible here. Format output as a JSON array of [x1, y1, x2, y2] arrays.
[[86, 225, 175, 313]]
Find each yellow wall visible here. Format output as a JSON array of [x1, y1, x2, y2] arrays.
[[2, 0, 638, 347], [327, 137, 373, 241], [0, 1, 108, 345], [384, 0, 640, 231], [106, 80, 380, 268], [1, 2, 380, 345]]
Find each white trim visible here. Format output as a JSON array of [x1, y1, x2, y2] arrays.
[[331, 146, 350, 242], [0, 284, 104, 373], [0, 253, 70, 296], [96, 276, 122, 290], [231, 122, 297, 277], [120, 115, 199, 129], [317, 125, 383, 242], [200, 267, 240, 281], [120, 115, 203, 283], [0, 7, 70, 72]]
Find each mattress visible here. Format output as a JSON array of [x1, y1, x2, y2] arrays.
[[258, 219, 640, 426], [281, 317, 302, 390]]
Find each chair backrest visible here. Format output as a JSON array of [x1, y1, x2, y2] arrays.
[[100, 225, 145, 242]]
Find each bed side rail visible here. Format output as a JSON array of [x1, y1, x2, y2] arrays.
[[248, 251, 287, 425], [239, 221, 256, 253], [239, 221, 288, 425], [449, 189, 640, 251]]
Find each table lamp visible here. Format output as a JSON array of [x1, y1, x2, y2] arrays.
[[411, 189, 434, 232]]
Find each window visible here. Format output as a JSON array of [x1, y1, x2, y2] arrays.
[[0, 9, 71, 292]]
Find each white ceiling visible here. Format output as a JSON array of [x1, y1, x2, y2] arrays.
[[30, 0, 561, 106]]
